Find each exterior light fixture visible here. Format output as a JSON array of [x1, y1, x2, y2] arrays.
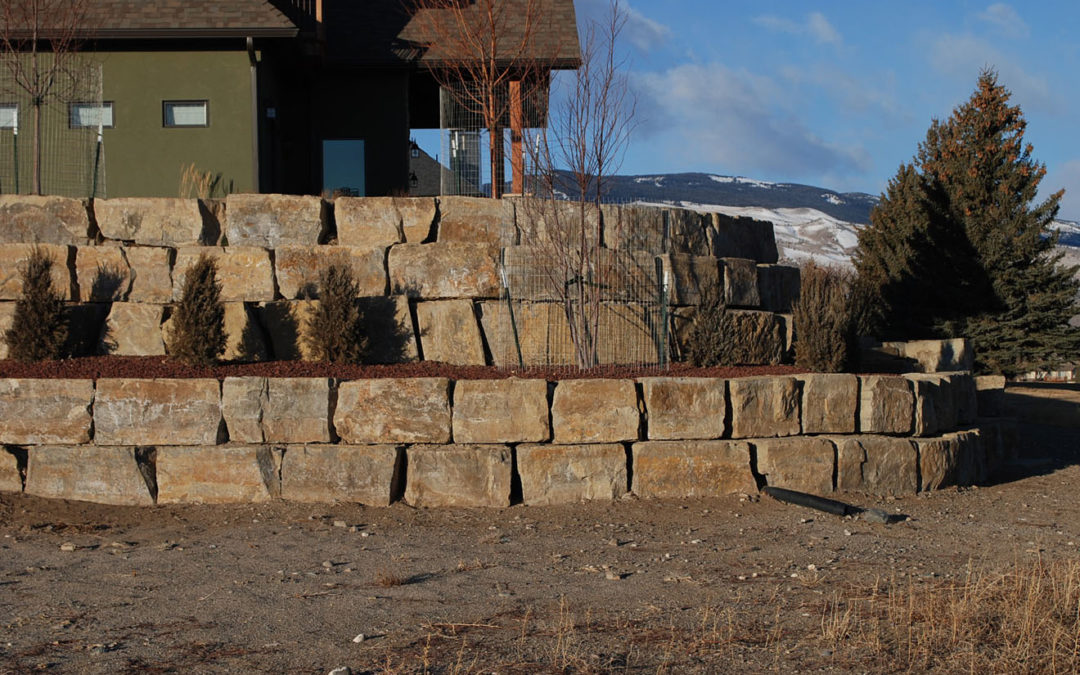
[[410, 138, 420, 159]]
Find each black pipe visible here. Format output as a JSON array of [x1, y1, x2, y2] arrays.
[[763, 486, 859, 517]]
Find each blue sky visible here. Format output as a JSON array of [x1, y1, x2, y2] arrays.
[[566, 0, 1080, 220]]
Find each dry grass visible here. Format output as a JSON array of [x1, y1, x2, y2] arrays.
[[373, 568, 407, 588], [818, 557, 1080, 673]]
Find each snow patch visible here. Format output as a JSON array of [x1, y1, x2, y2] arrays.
[[821, 193, 845, 206], [708, 175, 776, 189]]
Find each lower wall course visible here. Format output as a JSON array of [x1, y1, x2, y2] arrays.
[[517, 443, 627, 505], [404, 444, 512, 508], [281, 444, 401, 505], [25, 446, 154, 506], [632, 440, 757, 498], [156, 445, 281, 504]]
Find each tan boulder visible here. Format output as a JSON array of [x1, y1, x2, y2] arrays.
[[452, 379, 549, 443], [0, 243, 73, 300], [883, 338, 973, 373], [594, 303, 666, 366], [606, 205, 709, 255], [757, 264, 800, 312], [281, 444, 402, 505], [953, 429, 986, 486], [0, 447, 20, 492], [975, 374, 1007, 417], [25, 446, 155, 505], [257, 300, 316, 361], [359, 295, 419, 363], [94, 378, 223, 446], [404, 444, 512, 507], [639, 377, 726, 440], [173, 246, 275, 302], [397, 197, 439, 242], [497, 245, 569, 302], [833, 435, 917, 496], [798, 373, 858, 434], [335, 378, 451, 444], [0, 303, 12, 359], [124, 246, 174, 303], [75, 245, 131, 301], [156, 445, 281, 503], [334, 197, 406, 248], [0, 379, 93, 445], [632, 440, 757, 498], [221, 377, 268, 443], [517, 443, 627, 505], [722, 257, 760, 307], [755, 437, 835, 494], [274, 244, 387, 299], [949, 372, 978, 424], [708, 213, 779, 263], [415, 299, 486, 365], [729, 377, 800, 438], [222, 302, 268, 362], [263, 378, 332, 443], [388, 242, 500, 298], [905, 374, 956, 436], [517, 199, 600, 248], [225, 193, 326, 247], [95, 197, 207, 246], [103, 303, 165, 356], [552, 379, 640, 443], [660, 254, 720, 306], [859, 376, 914, 435], [437, 196, 517, 245], [915, 434, 958, 491], [477, 300, 576, 368], [0, 195, 91, 245]]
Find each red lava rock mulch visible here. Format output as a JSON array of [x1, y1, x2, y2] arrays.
[[0, 356, 807, 381]]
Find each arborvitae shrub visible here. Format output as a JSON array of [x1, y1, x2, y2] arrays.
[[169, 254, 226, 366], [3, 246, 68, 361], [793, 262, 853, 372], [684, 284, 784, 367], [305, 263, 367, 363]]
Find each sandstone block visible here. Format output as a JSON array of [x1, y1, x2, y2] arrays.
[[0, 447, 20, 492], [722, 257, 760, 307], [0, 243, 73, 300], [156, 445, 280, 503], [94, 379, 222, 446], [709, 213, 779, 263], [0, 303, 12, 359], [755, 437, 835, 494], [263, 378, 332, 443], [661, 254, 720, 305], [606, 205, 709, 255], [478, 300, 576, 367], [520, 200, 601, 249], [632, 440, 757, 498], [498, 246, 561, 302], [833, 435, 917, 496], [453, 379, 549, 443], [404, 444, 512, 507], [953, 429, 986, 486], [883, 338, 973, 373], [517, 444, 626, 505], [359, 295, 419, 363], [975, 375, 1007, 417], [905, 374, 957, 436], [949, 372, 978, 424], [915, 435, 958, 491], [0, 195, 91, 244], [397, 197, 439, 242], [281, 445, 402, 505], [222, 302, 268, 362], [415, 299, 486, 365], [103, 303, 165, 356], [0, 379, 93, 445], [124, 246, 174, 303], [859, 376, 913, 435], [757, 264, 800, 312], [274, 245, 387, 299], [257, 300, 316, 361], [799, 373, 858, 434], [225, 193, 326, 247], [222, 377, 268, 443], [25, 446, 155, 505], [335, 378, 451, 444], [729, 377, 800, 438], [75, 245, 131, 301], [639, 377, 726, 440], [388, 242, 500, 298], [437, 196, 517, 245], [95, 197, 207, 246], [334, 197, 406, 248], [173, 247, 274, 302], [594, 303, 666, 366], [552, 379, 640, 443]]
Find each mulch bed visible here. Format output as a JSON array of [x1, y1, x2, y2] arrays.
[[0, 356, 807, 381]]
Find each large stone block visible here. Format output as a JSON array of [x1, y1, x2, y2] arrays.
[[281, 444, 402, 505], [263, 378, 332, 443], [477, 300, 576, 367], [415, 299, 486, 365], [0, 446, 20, 492], [594, 303, 667, 366], [729, 377, 800, 438], [833, 435, 918, 496], [606, 205, 709, 255], [222, 302, 268, 361], [519, 200, 601, 249], [437, 196, 517, 245], [453, 379, 549, 443], [397, 197, 439, 243], [757, 264, 800, 312], [124, 246, 174, 303], [0, 303, 12, 359], [156, 445, 281, 504], [953, 429, 986, 486], [755, 437, 835, 494], [334, 197, 406, 248], [257, 300, 317, 361], [404, 444, 512, 507], [222, 377, 268, 443], [632, 440, 757, 498], [388, 242, 501, 298], [75, 245, 131, 301], [498, 245, 560, 302], [274, 245, 387, 299], [722, 257, 760, 307], [799, 373, 858, 434], [0, 243, 73, 300], [660, 254, 720, 306], [103, 302, 165, 356], [517, 443, 626, 505], [225, 193, 326, 247], [639, 377, 726, 440], [949, 372, 978, 424], [709, 213, 779, 263], [173, 246, 275, 302], [859, 376, 914, 435], [552, 379, 640, 443], [94, 379, 223, 446], [25, 446, 155, 505], [335, 378, 451, 444], [883, 338, 973, 373], [0, 195, 91, 245], [905, 374, 957, 437], [0, 379, 93, 445], [95, 198, 207, 246], [359, 295, 419, 363], [915, 434, 958, 492], [975, 375, 1007, 417]]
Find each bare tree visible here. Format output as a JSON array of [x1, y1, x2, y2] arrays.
[[0, 0, 91, 194]]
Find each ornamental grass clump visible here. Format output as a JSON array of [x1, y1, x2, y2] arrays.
[[305, 262, 367, 363], [792, 261, 854, 372], [169, 254, 226, 366], [3, 246, 68, 362]]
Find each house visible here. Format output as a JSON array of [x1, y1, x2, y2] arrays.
[[0, 0, 580, 198]]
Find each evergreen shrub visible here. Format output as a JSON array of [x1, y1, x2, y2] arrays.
[[3, 246, 68, 362], [169, 254, 226, 366], [305, 263, 367, 363]]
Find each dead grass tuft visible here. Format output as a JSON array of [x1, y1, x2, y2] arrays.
[[374, 568, 407, 588]]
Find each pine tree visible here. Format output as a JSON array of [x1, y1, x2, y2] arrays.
[[169, 255, 226, 366], [3, 246, 68, 361], [304, 263, 367, 363], [854, 70, 1079, 375]]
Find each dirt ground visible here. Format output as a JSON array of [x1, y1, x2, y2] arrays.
[[1, 386, 1078, 674]]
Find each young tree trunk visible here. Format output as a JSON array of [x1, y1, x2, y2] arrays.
[[32, 100, 41, 194]]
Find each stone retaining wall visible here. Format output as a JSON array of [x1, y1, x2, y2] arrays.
[[0, 372, 1014, 507], [0, 195, 798, 365]]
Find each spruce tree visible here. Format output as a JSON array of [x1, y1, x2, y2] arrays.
[[169, 255, 226, 366], [854, 70, 1079, 375], [4, 246, 68, 362], [304, 263, 367, 363]]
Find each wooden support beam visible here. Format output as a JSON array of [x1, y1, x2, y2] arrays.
[[510, 79, 524, 195]]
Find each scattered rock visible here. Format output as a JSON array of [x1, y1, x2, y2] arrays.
[[59, 542, 77, 552]]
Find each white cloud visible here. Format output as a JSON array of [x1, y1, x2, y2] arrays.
[[929, 33, 1060, 113], [754, 11, 841, 45], [977, 3, 1030, 39], [575, 0, 672, 53], [806, 12, 841, 45], [779, 63, 907, 124], [1049, 159, 1080, 221]]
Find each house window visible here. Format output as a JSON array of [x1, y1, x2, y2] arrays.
[[69, 101, 114, 129], [0, 104, 16, 130], [163, 100, 208, 127]]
